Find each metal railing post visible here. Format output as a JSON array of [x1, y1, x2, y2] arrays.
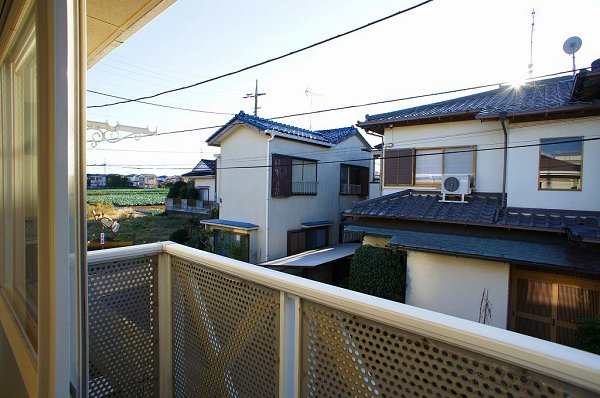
[[279, 292, 301, 398], [158, 250, 173, 398]]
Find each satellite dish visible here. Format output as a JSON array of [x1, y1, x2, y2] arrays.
[[563, 36, 582, 55]]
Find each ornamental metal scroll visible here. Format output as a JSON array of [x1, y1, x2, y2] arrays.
[[87, 120, 158, 147]]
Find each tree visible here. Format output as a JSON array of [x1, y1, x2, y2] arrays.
[[106, 174, 131, 188]]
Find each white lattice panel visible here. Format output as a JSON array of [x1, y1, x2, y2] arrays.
[[301, 300, 591, 398], [88, 256, 159, 397], [171, 257, 280, 397]]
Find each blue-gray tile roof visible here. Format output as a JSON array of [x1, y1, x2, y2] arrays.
[[345, 226, 600, 274], [346, 190, 600, 236], [207, 111, 358, 145], [358, 75, 600, 129], [200, 219, 258, 230], [181, 159, 216, 177]]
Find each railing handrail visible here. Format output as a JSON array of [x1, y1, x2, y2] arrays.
[[92, 242, 600, 393], [87, 241, 166, 265]]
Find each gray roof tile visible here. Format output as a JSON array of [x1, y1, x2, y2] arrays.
[[207, 111, 358, 145], [359, 75, 591, 126], [347, 190, 600, 235], [181, 159, 216, 177]]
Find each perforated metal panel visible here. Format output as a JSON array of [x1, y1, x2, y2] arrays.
[[88, 256, 159, 398], [301, 300, 591, 398], [171, 257, 280, 397]]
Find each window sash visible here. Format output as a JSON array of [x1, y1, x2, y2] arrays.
[[539, 137, 582, 191]]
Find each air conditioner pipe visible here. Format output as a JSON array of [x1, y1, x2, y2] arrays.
[[499, 112, 508, 209]]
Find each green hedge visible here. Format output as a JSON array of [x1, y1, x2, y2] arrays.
[[349, 245, 405, 301], [575, 316, 600, 354]]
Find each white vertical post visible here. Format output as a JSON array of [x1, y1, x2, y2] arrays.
[[158, 251, 173, 398], [279, 292, 300, 398]]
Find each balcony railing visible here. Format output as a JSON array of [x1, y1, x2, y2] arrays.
[[292, 181, 317, 194], [340, 183, 362, 195], [87, 242, 600, 397]]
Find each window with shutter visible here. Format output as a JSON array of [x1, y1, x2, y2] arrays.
[[384, 148, 414, 185], [272, 155, 292, 197]]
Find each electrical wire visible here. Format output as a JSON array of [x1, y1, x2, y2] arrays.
[[87, 90, 235, 115], [87, 0, 435, 109], [86, 68, 578, 147], [86, 136, 597, 171]]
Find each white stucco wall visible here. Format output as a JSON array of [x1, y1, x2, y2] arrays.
[[382, 120, 505, 196], [190, 176, 216, 201], [506, 116, 600, 211], [216, 126, 370, 263], [268, 135, 370, 261], [217, 126, 268, 263], [405, 251, 509, 329]]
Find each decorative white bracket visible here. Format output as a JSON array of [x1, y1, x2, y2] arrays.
[[87, 120, 157, 147]]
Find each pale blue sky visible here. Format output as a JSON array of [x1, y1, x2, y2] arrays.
[[86, 0, 600, 175]]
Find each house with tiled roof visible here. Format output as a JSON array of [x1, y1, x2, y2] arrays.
[[202, 111, 371, 265], [347, 66, 600, 346], [182, 159, 217, 203]]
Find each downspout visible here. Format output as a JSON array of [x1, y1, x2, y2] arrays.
[[499, 112, 508, 209], [265, 130, 276, 261]]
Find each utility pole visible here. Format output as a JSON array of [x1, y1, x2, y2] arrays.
[[244, 80, 266, 116]]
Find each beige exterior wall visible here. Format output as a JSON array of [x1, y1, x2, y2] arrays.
[[405, 251, 509, 329], [506, 116, 600, 211], [362, 235, 389, 248], [382, 120, 504, 196]]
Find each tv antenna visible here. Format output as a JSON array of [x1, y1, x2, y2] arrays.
[[305, 88, 323, 130], [563, 36, 582, 75], [528, 9, 535, 78]]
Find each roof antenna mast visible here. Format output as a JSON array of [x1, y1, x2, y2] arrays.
[[528, 9, 535, 78]]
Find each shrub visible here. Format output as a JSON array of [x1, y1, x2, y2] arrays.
[[179, 185, 189, 199], [187, 185, 199, 200], [207, 206, 219, 219], [169, 228, 189, 244], [186, 223, 213, 252], [167, 180, 186, 198], [349, 245, 405, 301], [575, 316, 600, 354]]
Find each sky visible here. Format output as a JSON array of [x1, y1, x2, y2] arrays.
[[86, 0, 600, 176]]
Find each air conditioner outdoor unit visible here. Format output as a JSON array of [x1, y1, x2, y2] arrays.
[[440, 174, 471, 203]]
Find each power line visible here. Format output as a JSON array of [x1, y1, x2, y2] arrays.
[[87, 136, 598, 171], [87, 0, 435, 109], [86, 68, 578, 146], [87, 90, 235, 115]]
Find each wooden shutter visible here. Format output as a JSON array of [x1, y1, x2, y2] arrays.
[[272, 155, 292, 197], [358, 166, 369, 197], [288, 230, 306, 255], [384, 148, 414, 185]]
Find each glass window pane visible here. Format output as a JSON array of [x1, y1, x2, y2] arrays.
[[292, 159, 303, 182], [415, 149, 442, 184], [444, 148, 473, 175], [539, 137, 582, 190], [303, 161, 317, 182], [1, 25, 38, 350]]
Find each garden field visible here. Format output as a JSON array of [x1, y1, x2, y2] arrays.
[[87, 188, 168, 206]]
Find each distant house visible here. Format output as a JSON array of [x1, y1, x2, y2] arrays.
[[138, 174, 157, 189], [181, 159, 217, 204], [347, 70, 600, 346], [86, 173, 106, 189], [202, 111, 371, 266]]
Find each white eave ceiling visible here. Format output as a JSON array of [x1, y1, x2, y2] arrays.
[[87, 0, 176, 68]]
